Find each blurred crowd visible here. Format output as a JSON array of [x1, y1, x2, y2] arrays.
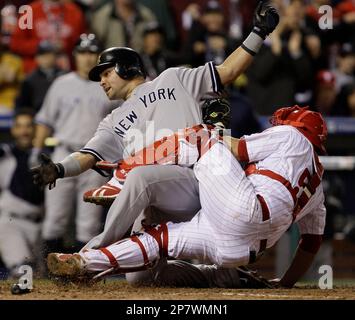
[[0, 0, 353, 118], [0, 0, 355, 279]]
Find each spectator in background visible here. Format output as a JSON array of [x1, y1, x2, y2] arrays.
[[140, 22, 181, 80], [10, 0, 86, 74], [0, 109, 44, 278], [0, 35, 24, 114], [334, 0, 355, 47], [334, 82, 355, 117], [333, 42, 355, 92], [90, 0, 157, 52], [137, 0, 178, 50], [15, 41, 65, 113], [246, 0, 315, 114], [183, 1, 235, 67], [313, 70, 338, 115]]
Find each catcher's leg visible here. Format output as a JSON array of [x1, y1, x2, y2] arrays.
[[48, 211, 220, 278], [81, 165, 200, 251]]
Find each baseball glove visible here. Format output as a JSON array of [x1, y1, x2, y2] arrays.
[[202, 98, 231, 129], [30, 153, 61, 190]]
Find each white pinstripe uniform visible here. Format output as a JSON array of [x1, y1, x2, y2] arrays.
[[79, 125, 326, 272]]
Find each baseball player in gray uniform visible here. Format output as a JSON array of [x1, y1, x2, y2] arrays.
[[0, 109, 44, 277], [33, 34, 116, 253], [32, 2, 279, 287]]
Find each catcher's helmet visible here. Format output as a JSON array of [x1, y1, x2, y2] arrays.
[[88, 47, 146, 81], [74, 33, 101, 54], [270, 105, 327, 154]]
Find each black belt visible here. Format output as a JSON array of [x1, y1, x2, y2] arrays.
[[248, 194, 270, 264], [8, 212, 43, 224]]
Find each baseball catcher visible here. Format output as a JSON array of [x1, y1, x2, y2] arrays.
[[34, 105, 327, 289]]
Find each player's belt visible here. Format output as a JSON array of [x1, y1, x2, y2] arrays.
[[249, 194, 269, 264]]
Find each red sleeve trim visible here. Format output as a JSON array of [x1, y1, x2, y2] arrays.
[[238, 138, 249, 162], [299, 234, 323, 254]]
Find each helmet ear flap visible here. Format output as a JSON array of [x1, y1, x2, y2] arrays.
[[114, 63, 143, 80], [114, 63, 128, 80]]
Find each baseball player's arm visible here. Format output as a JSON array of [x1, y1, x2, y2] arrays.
[[223, 136, 245, 161], [31, 151, 97, 189], [278, 234, 322, 288], [216, 1, 279, 85]]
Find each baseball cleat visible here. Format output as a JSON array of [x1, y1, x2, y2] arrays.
[[83, 182, 122, 206], [83, 168, 128, 206], [47, 253, 87, 277]]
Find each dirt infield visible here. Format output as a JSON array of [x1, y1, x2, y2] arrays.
[[0, 279, 355, 300]]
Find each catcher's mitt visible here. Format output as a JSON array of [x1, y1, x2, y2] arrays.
[[237, 266, 276, 289], [202, 98, 231, 129]]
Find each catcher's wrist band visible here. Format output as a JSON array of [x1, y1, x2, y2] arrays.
[[241, 31, 264, 56], [58, 154, 82, 177]]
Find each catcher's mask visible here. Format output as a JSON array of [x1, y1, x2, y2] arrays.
[[270, 105, 327, 155]]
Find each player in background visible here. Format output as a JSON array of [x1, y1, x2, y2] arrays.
[[44, 106, 328, 288], [0, 109, 44, 278], [32, 34, 116, 254]]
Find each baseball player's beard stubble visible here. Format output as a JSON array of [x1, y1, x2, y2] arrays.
[[101, 71, 145, 101]]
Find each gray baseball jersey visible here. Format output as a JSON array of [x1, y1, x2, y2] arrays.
[[35, 72, 117, 150], [81, 62, 222, 161]]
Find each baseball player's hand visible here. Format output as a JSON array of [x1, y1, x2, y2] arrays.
[[30, 153, 61, 190], [253, 1, 279, 39]]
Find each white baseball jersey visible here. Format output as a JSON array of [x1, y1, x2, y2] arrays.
[[241, 125, 326, 241], [81, 62, 222, 161], [35, 72, 116, 150]]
